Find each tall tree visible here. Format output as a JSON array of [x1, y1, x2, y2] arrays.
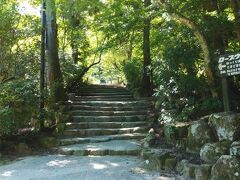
[[154, 0, 218, 97], [46, 0, 66, 102], [142, 0, 153, 96]]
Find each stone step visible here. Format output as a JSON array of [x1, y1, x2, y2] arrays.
[[59, 133, 146, 146], [83, 85, 125, 89], [72, 115, 147, 122], [63, 127, 147, 137], [77, 92, 132, 96], [70, 105, 150, 111], [69, 101, 152, 107], [78, 88, 129, 93], [65, 121, 148, 129], [72, 98, 135, 101], [69, 110, 148, 116], [75, 95, 133, 98], [58, 140, 141, 156]]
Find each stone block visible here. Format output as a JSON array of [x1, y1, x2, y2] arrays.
[[187, 120, 217, 153], [200, 140, 231, 164], [209, 112, 240, 141], [211, 155, 240, 180]]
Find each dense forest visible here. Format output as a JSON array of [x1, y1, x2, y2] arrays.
[[0, 0, 240, 137]]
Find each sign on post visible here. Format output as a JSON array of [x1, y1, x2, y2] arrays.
[[218, 53, 240, 77]]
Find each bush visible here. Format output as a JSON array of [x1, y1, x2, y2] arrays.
[[123, 57, 142, 90], [0, 79, 39, 136]]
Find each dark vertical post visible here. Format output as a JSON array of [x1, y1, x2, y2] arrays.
[[222, 77, 231, 112], [40, 0, 46, 130]]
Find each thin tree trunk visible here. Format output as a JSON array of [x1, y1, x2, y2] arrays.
[[142, 0, 153, 97], [46, 0, 67, 102], [155, 0, 218, 97]]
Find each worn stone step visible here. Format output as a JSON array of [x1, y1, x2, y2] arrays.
[[77, 92, 132, 96], [58, 140, 141, 156], [70, 105, 150, 111], [65, 121, 148, 129], [59, 133, 146, 146], [63, 127, 147, 137], [72, 98, 135, 102], [75, 95, 133, 98], [69, 101, 152, 107], [69, 110, 148, 116], [72, 115, 147, 122], [78, 88, 128, 93]]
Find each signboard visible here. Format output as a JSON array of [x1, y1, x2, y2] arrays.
[[218, 52, 240, 77]]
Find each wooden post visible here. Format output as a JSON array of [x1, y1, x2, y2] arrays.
[[221, 77, 231, 112]]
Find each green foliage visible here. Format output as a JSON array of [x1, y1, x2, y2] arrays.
[[0, 79, 39, 136], [123, 58, 142, 90]]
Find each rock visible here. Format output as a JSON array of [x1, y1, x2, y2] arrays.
[[164, 122, 190, 144], [141, 149, 171, 171], [15, 143, 32, 155], [230, 141, 240, 158], [176, 159, 189, 174], [195, 164, 212, 180], [187, 120, 217, 153], [182, 162, 212, 180], [211, 155, 240, 180], [38, 137, 59, 148], [164, 157, 177, 171], [200, 140, 231, 164], [209, 112, 240, 141], [182, 162, 197, 179]]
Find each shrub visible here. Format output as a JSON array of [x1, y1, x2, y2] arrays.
[[0, 79, 39, 136]]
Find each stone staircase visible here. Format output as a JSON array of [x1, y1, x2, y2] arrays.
[[57, 85, 151, 156]]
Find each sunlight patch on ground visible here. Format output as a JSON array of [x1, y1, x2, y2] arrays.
[[90, 163, 107, 170], [46, 160, 75, 167], [1, 170, 15, 177]]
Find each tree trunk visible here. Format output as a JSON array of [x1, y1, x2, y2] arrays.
[[142, 0, 153, 97], [155, 0, 218, 97], [231, 0, 240, 39], [46, 0, 67, 102]]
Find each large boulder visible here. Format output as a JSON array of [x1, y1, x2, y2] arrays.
[[200, 140, 231, 164], [187, 120, 217, 153], [211, 155, 240, 180], [209, 112, 240, 141]]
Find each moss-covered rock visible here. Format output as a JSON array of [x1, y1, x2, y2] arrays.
[[38, 137, 59, 148], [164, 122, 190, 144], [200, 140, 231, 164], [195, 164, 212, 180], [141, 149, 172, 171], [211, 155, 240, 180], [182, 162, 212, 180], [209, 112, 240, 141], [186, 120, 217, 153]]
